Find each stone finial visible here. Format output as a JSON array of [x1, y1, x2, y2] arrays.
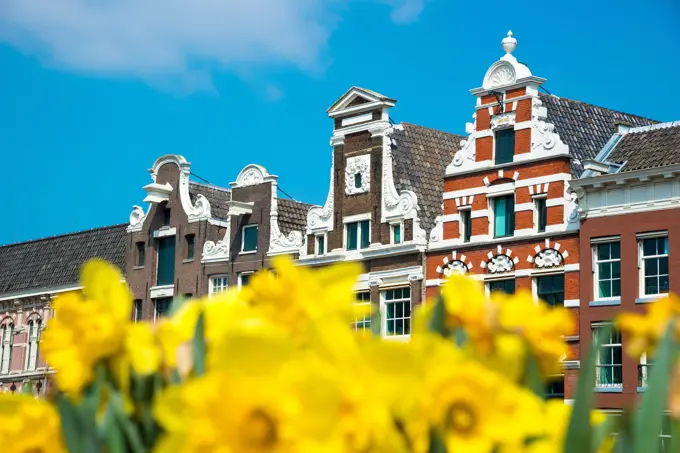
[[502, 30, 517, 54]]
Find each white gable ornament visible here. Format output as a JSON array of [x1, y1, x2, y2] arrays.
[[487, 254, 514, 273], [345, 155, 371, 195], [442, 260, 468, 277], [534, 249, 563, 268]]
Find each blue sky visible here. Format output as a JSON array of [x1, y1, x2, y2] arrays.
[[1, 0, 678, 245]]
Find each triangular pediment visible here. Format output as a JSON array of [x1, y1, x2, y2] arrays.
[[327, 86, 396, 114]]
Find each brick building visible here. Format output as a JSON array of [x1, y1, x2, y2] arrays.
[[125, 154, 310, 320], [0, 224, 127, 395], [571, 121, 680, 411], [423, 32, 654, 400], [298, 86, 464, 337]]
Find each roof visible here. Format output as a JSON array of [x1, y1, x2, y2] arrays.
[[390, 123, 466, 231], [604, 122, 680, 173], [277, 198, 313, 236], [188, 182, 231, 219], [539, 93, 657, 176], [0, 224, 128, 296], [327, 86, 396, 113]]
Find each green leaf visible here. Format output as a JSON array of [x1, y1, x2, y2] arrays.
[[633, 324, 675, 453], [98, 401, 125, 453], [140, 402, 158, 448], [428, 429, 447, 453], [169, 368, 182, 385], [669, 417, 679, 453], [109, 391, 146, 453], [612, 411, 634, 453], [56, 394, 85, 453], [564, 325, 612, 453], [523, 353, 545, 399], [82, 363, 106, 418], [428, 295, 447, 336], [21, 380, 34, 395], [591, 415, 613, 453], [167, 293, 190, 317], [193, 311, 206, 377]]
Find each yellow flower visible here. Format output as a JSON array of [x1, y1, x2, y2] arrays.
[[617, 294, 680, 358], [153, 332, 343, 453], [441, 275, 498, 351], [473, 333, 527, 384], [427, 361, 544, 453], [0, 393, 66, 453], [496, 291, 574, 376], [40, 260, 132, 398]]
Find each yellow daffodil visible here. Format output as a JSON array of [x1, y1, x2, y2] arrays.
[[427, 361, 544, 453], [41, 260, 132, 398], [0, 393, 66, 453], [617, 294, 680, 358], [496, 290, 574, 376]]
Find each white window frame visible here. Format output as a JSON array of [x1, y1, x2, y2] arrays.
[[209, 275, 229, 297], [593, 322, 622, 388], [0, 324, 12, 375], [458, 207, 472, 242], [380, 286, 411, 339], [390, 221, 403, 245], [352, 291, 372, 331], [238, 272, 254, 289], [315, 233, 326, 256], [592, 241, 621, 301], [343, 213, 371, 251], [487, 191, 515, 239], [638, 233, 669, 297], [532, 194, 548, 233], [241, 224, 258, 253], [25, 319, 41, 371], [639, 352, 651, 390], [132, 299, 143, 322]]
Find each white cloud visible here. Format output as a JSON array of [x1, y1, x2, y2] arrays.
[[0, 0, 428, 90]]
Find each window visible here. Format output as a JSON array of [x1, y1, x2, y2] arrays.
[[391, 223, 402, 245], [352, 292, 372, 331], [383, 287, 411, 337], [346, 220, 370, 251], [135, 242, 145, 267], [545, 375, 565, 399], [641, 237, 669, 296], [26, 320, 40, 371], [489, 279, 515, 295], [494, 128, 515, 165], [316, 235, 325, 255], [242, 225, 258, 253], [460, 209, 472, 243], [132, 300, 143, 322], [639, 353, 653, 389], [0, 324, 11, 374], [595, 242, 621, 299], [493, 195, 515, 238], [156, 237, 176, 286], [239, 272, 253, 288], [535, 197, 547, 233], [593, 324, 622, 388], [354, 173, 362, 189], [154, 298, 172, 320], [537, 274, 565, 307], [163, 208, 171, 226], [186, 234, 195, 260], [210, 275, 229, 296]]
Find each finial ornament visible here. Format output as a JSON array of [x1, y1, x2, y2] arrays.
[[502, 30, 517, 54]]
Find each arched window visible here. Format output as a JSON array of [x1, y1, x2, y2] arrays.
[[1, 324, 13, 374], [26, 320, 41, 371]]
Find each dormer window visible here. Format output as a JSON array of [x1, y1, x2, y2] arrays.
[[346, 220, 370, 251], [494, 128, 515, 165]]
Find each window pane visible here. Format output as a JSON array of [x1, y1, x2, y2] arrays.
[[660, 275, 670, 293], [463, 211, 472, 242], [661, 237, 669, 254], [317, 236, 325, 254], [610, 242, 620, 259], [506, 196, 515, 235], [597, 243, 609, 260], [659, 257, 669, 275], [612, 279, 621, 297], [243, 226, 258, 252], [599, 263, 611, 279], [240, 274, 251, 287], [360, 220, 370, 249], [354, 173, 362, 189], [157, 237, 176, 286], [612, 261, 621, 279], [393, 225, 401, 244], [187, 235, 195, 260], [347, 223, 358, 250], [599, 281, 611, 298], [645, 259, 658, 276], [494, 197, 507, 237], [495, 128, 515, 165], [643, 239, 657, 256], [537, 198, 547, 232], [645, 277, 658, 295]]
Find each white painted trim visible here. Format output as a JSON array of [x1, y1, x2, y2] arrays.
[[153, 227, 177, 238], [0, 285, 80, 302], [297, 242, 425, 265], [427, 231, 578, 252], [149, 285, 174, 299], [515, 203, 534, 212], [636, 230, 669, 239], [343, 213, 372, 223], [564, 299, 580, 308], [443, 173, 572, 200], [590, 236, 621, 244], [341, 112, 373, 127]]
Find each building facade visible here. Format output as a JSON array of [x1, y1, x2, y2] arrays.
[[125, 154, 310, 320], [423, 32, 655, 400], [0, 224, 127, 395], [572, 121, 680, 410]]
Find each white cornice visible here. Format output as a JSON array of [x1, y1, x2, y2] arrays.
[[572, 163, 680, 189], [297, 242, 424, 265], [0, 285, 80, 302]]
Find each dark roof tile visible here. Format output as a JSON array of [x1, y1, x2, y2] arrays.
[[607, 122, 680, 172], [277, 198, 313, 236], [188, 182, 231, 219]]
